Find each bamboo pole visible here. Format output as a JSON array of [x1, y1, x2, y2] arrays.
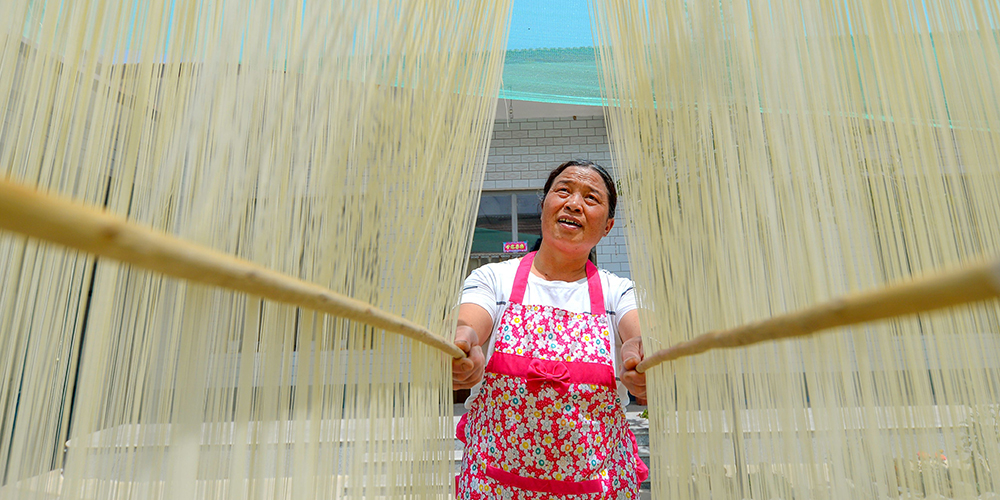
[[0, 178, 466, 359], [637, 258, 1000, 373]]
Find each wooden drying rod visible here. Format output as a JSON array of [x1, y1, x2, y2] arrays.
[[4, 177, 999, 372], [637, 257, 1000, 373], [0, 178, 466, 360]]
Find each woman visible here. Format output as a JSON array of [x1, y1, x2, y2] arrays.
[[452, 160, 648, 499]]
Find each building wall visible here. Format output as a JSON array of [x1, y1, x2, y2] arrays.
[[483, 113, 632, 278]]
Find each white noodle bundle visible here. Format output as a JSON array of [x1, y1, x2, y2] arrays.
[[0, 1, 509, 498], [593, 0, 1000, 498]]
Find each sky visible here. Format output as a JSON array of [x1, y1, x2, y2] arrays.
[[506, 0, 596, 50]]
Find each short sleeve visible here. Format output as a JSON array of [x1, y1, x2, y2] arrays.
[[460, 265, 503, 321], [606, 274, 637, 329]]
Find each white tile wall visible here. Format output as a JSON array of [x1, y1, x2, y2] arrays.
[[483, 115, 631, 279]]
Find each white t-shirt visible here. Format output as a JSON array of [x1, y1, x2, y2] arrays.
[[460, 257, 638, 408]]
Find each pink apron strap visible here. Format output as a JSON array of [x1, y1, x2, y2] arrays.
[[510, 252, 606, 315], [585, 260, 606, 315], [508, 252, 536, 304]]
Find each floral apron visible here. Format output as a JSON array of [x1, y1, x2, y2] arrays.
[[457, 252, 648, 499]]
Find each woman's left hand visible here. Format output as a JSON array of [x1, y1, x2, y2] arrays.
[[620, 336, 646, 402], [618, 309, 646, 403]]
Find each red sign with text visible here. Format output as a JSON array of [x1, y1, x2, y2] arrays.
[[503, 241, 528, 253]]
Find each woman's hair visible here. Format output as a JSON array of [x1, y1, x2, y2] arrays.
[[533, 160, 617, 264], [542, 159, 618, 219]]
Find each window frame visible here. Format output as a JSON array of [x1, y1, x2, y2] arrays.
[[470, 188, 544, 259]]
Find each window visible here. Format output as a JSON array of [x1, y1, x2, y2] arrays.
[[470, 191, 542, 257]]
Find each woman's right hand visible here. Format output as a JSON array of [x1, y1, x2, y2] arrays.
[[452, 325, 486, 389]]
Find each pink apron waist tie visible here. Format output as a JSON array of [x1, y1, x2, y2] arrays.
[[486, 352, 617, 390]]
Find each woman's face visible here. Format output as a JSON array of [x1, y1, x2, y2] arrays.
[[540, 166, 615, 256]]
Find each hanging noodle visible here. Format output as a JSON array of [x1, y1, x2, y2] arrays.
[[593, 0, 1000, 498], [6, 0, 1000, 498], [0, 0, 508, 498]]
